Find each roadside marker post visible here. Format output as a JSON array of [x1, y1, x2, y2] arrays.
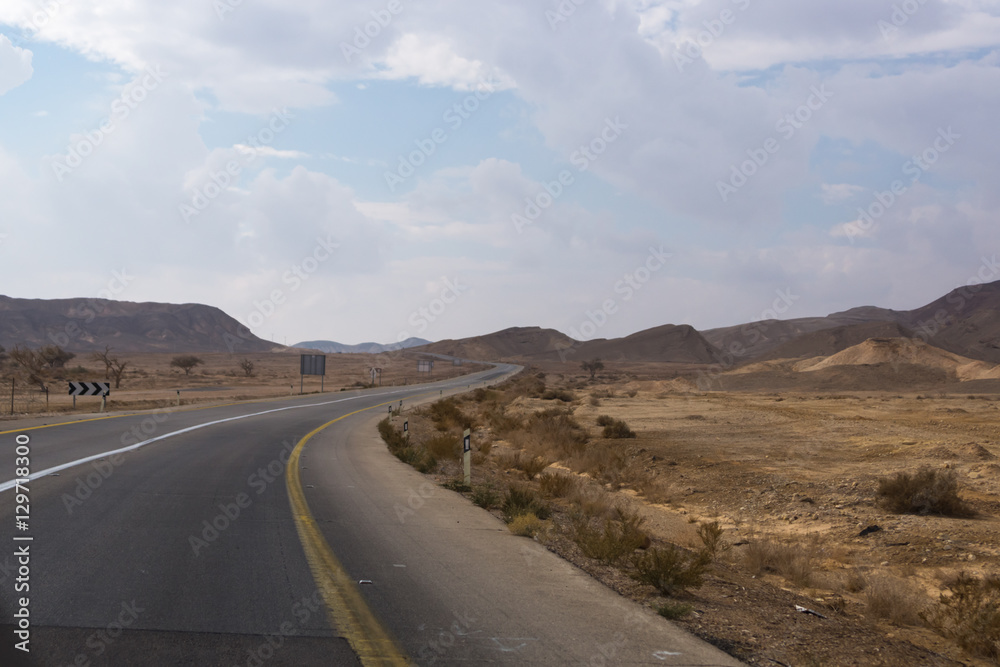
[[463, 428, 471, 486]]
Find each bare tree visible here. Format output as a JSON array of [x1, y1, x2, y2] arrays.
[[109, 358, 128, 389], [9, 346, 46, 389], [581, 358, 604, 380], [171, 355, 203, 375], [239, 358, 255, 377], [91, 345, 115, 380], [39, 345, 75, 369]]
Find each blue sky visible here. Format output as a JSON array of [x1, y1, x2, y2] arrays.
[[1, 0, 999, 346]]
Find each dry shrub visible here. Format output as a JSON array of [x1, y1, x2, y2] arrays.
[[569, 484, 613, 518], [571, 508, 649, 565], [589, 395, 601, 407], [519, 455, 551, 480], [865, 573, 927, 626], [471, 484, 501, 509], [501, 484, 549, 523], [744, 537, 813, 587], [924, 572, 1000, 660], [625, 388, 638, 398], [697, 521, 729, 558], [601, 418, 637, 439], [378, 418, 436, 473], [541, 389, 576, 402], [508, 514, 551, 539], [525, 409, 588, 456], [426, 397, 474, 431], [484, 406, 522, 437], [877, 468, 973, 517], [539, 472, 577, 498], [425, 433, 460, 460], [631, 544, 710, 596], [596, 415, 615, 427]]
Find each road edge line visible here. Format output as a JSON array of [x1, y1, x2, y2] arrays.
[[285, 401, 414, 667]]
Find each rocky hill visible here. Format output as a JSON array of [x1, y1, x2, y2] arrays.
[[0, 296, 277, 354]]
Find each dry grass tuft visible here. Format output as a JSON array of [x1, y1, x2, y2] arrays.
[[924, 572, 1000, 660]]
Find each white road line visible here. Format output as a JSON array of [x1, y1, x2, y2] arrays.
[[0, 367, 514, 494], [0, 391, 410, 493]]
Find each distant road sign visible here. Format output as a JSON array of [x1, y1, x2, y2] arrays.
[[300, 354, 326, 376], [417, 360, 434, 373], [68, 381, 110, 396]]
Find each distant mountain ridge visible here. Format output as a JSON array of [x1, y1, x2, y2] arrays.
[[292, 338, 431, 354], [0, 296, 277, 354]]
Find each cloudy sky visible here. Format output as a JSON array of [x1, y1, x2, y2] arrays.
[[1, 0, 998, 346]]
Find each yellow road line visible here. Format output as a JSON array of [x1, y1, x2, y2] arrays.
[[286, 399, 414, 667]]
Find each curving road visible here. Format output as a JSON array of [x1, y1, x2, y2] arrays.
[[0, 364, 741, 666]]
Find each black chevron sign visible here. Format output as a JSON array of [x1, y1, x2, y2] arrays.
[[68, 381, 111, 396]]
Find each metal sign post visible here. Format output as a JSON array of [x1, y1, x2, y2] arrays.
[[463, 428, 471, 486], [68, 382, 111, 411], [300, 354, 326, 394]]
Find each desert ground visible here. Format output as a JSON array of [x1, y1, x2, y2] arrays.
[[386, 367, 1000, 666], [0, 350, 483, 418]]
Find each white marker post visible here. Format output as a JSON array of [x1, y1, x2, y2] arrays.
[[463, 428, 471, 486]]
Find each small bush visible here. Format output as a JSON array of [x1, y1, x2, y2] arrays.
[[441, 479, 471, 493], [596, 415, 615, 427], [571, 508, 648, 565], [924, 572, 1000, 660], [865, 573, 927, 626], [541, 389, 576, 402], [526, 409, 588, 456], [744, 537, 813, 587], [631, 545, 710, 596], [501, 485, 549, 523], [508, 514, 550, 538], [625, 388, 638, 398], [657, 601, 694, 620], [471, 484, 501, 509], [427, 397, 474, 431], [697, 521, 729, 558], [519, 455, 550, 480], [602, 418, 637, 439], [539, 472, 577, 498], [877, 468, 972, 516], [425, 434, 461, 460]]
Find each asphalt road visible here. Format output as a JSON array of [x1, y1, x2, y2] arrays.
[[0, 364, 742, 666]]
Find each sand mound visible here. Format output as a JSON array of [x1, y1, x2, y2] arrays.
[[795, 338, 1000, 381]]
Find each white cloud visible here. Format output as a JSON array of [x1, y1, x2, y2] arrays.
[[821, 183, 865, 204], [0, 35, 33, 95]]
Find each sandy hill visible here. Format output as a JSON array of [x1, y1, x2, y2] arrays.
[[754, 321, 914, 362], [702, 281, 1000, 364], [575, 324, 719, 364], [0, 296, 277, 354], [795, 337, 1000, 381], [414, 327, 578, 361]]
